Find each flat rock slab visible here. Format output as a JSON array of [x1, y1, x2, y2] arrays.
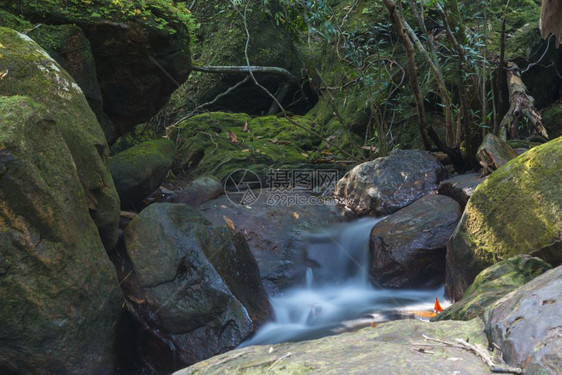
[[438, 172, 486, 207], [174, 319, 493, 375]]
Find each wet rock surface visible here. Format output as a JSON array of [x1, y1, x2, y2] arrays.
[[438, 172, 486, 207], [198, 191, 342, 295], [369, 195, 462, 288], [122, 203, 271, 372]]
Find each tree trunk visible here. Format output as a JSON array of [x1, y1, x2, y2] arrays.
[[382, 0, 431, 150]]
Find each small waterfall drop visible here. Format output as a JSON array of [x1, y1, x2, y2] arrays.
[[241, 217, 449, 347]]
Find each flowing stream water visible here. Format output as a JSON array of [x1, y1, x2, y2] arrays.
[[241, 217, 449, 347]]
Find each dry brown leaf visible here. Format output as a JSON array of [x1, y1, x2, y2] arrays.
[[242, 149, 250, 152], [301, 152, 309, 157], [228, 130, 240, 144], [223, 215, 235, 231], [293, 212, 300, 219]]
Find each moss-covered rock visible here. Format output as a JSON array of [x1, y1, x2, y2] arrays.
[[435, 255, 552, 321], [0, 96, 121, 374], [446, 136, 562, 301], [542, 102, 562, 139], [158, 0, 305, 126], [25, 23, 113, 139], [0, 0, 192, 134], [174, 319, 491, 375], [0, 27, 120, 249], [172, 112, 334, 181], [109, 139, 174, 209]]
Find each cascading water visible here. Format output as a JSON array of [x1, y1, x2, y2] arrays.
[[241, 217, 449, 347]]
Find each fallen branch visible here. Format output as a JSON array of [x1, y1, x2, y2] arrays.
[[421, 334, 522, 374], [500, 63, 549, 139], [267, 352, 292, 372], [192, 65, 299, 83]]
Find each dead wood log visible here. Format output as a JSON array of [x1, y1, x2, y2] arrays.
[[500, 63, 549, 139]]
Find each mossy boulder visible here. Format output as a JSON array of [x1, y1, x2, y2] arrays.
[[174, 319, 491, 375], [122, 203, 271, 372], [0, 96, 121, 374], [0, 27, 120, 249], [446, 136, 562, 301], [172, 112, 339, 181], [0, 0, 192, 134], [109, 139, 174, 209], [25, 23, 113, 140], [159, 0, 305, 125], [435, 255, 552, 321], [542, 102, 562, 139]]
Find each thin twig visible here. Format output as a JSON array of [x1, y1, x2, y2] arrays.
[[267, 352, 292, 372], [421, 335, 522, 374]]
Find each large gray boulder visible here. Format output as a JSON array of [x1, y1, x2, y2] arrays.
[[0, 96, 121, 375], [0, 27, 120, 250], [484, 265, 562, 374], [122, 203, 272, 372], [334, 149, 447, 216], [173, 319, 492, 375], [369, 195, 462, 288]]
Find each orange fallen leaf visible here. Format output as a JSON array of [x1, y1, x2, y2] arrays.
[[228, 130, 240, 144], [434, 297, 443, 313], [370, 321, 377, 328], [223, 215, 235, 231], [411, 310, 438, 318], [293, 212, 300, 219]]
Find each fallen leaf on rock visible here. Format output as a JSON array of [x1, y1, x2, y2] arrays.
[[223, 215, 235, 231], [293, 212, 300, 219], [228, 130, 240, 144], [411, 310, 438, 318], [220, 205, 227, 209]]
